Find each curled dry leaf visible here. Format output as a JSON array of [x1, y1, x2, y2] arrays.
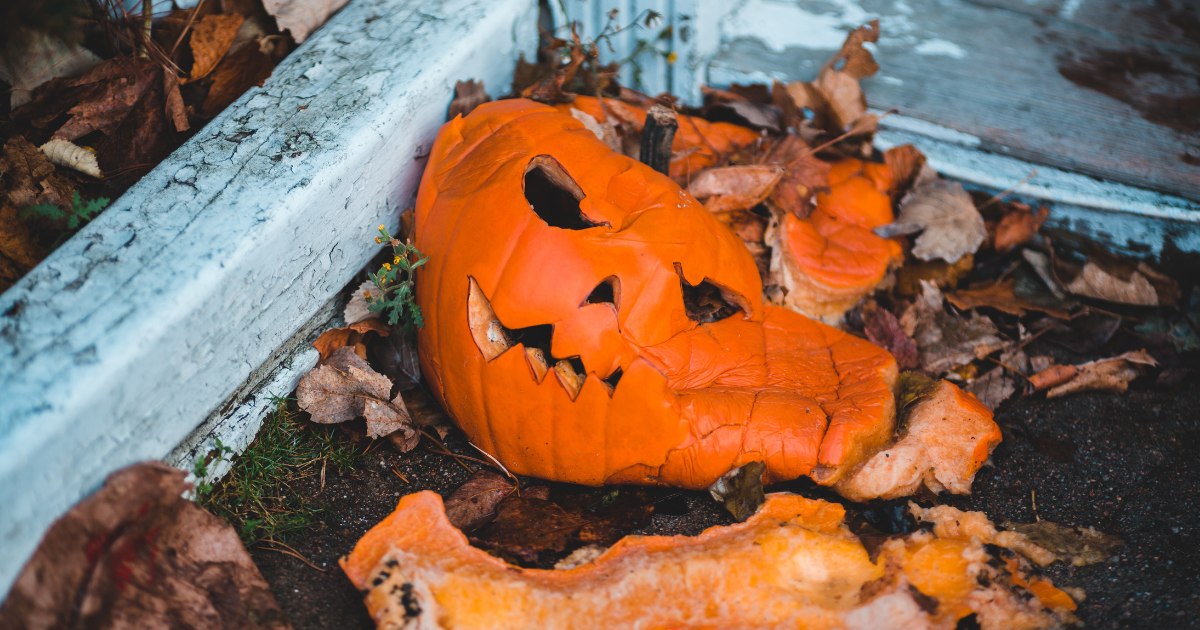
[[262, 0, 351, 44], [344, 279, 376, 325], [887, 179, 987, 263], [883, 144, 926, 197], [901, 281, 1011, 376], [448, 79, 491, 120], [188, 13, 246, 81], [1045, 350, 1157, 399], [443, 470, 517, 532], [0, 462, 291, 630], [708, 461, 766, 522], [0, 203, 47, 294], [1, 135, 75, 211], [297, 346, 414, 440], [1002, 521, 1122, 567], [992, 203, 1049, 253], [966, 367, 1016, 411], [861, 300, 919, 369], [39, 138, 101, 178], [1029, 364, 1077, 392], [763, 135, 830, 219], [781, 21, 881, 134], [311, 317, 391, 361], [1059, 260, 1160, 306], [948, 279, 1071, 320], [687, 165, 784, 213], [202, 41, 275, 118]]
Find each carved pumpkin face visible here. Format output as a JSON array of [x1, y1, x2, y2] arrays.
[[414, 99, 898, 490]]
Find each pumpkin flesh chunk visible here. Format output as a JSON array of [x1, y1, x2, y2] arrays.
[[770, 158, 903, 324], [342, 492, 1077, 630]]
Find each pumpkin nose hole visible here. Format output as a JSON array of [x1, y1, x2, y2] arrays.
[[584, 275, 620, 308], [524, 155, 601, 230], [674, 263, 745, 323]]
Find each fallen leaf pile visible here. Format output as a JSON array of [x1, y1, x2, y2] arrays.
[[0, 462, 291, 629], [0, 0, 306, 292]]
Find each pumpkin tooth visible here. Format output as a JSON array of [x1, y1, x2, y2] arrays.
[[467, 276, 511, 361], [525, 347, 549, 383], [553, 359, 585, 400]]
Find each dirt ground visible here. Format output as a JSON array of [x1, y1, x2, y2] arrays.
[[248, 339, 1200, 630]]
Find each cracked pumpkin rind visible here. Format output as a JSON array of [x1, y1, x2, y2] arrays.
[[414, 99, 897, 489]]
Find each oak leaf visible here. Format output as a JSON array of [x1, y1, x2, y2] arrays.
[[763, 135, 830, 219], [901, 281, 1011, 376], [781, 21, 881, 134], [883, 144, 926, 197], [888, 179, 987, 263], [447, 79, 491, 120], [861, 300, 919, 369]]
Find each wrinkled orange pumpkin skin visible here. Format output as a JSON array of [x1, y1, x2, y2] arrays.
[[415, 100, 897, 490], [774, 158, 903, 322], [554, 97, 761, 181]]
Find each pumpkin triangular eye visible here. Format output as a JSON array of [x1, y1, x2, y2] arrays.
[[674, 263, 744, 323], [583, 276, 620, 308], [524, 155, 600, 230]]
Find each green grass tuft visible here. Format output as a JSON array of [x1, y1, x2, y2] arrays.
[[196, 398, 363, 545]]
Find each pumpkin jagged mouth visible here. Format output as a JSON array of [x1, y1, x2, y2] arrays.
[[466, 269, 745, 401]]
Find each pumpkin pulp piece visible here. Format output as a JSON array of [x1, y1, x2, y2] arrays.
[[343, 492, 1077, 630], [834, 380, 1002, 501], [415, 99, 900, 490], [771, 158, 903, 323]]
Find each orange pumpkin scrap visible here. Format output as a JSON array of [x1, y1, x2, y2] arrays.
[[836, 380, 1002, 502], [415, 98, 899, 490], [342, 491, 1078, 630], [769, 157, 904, 323], [553, 96, 760, 181]]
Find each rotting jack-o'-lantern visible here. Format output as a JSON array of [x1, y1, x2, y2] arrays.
[[416, 99, 903, 491]]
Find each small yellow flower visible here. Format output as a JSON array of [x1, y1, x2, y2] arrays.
[[382, 263, 392, 271], [374, 237, 383, 243], [667, 52, 678, 65], [378, 224, 385, 231], [364, 291, 372, 298], [393, 255, 401, 264]]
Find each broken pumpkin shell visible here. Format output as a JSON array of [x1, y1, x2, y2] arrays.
[[342, 491, 1078, 630], [414, 99, 901, 490], [768, 157, 904, 324]]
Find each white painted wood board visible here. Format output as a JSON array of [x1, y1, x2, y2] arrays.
[[0, 0, 538, 595]]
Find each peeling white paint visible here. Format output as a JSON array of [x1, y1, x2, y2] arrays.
[[722, 0, 874, 51], [914, 38, 965, 58]]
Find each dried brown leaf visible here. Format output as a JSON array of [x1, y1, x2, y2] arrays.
[[297, 346, 413, 439], [861, 300, 920, 369], [311, 318, 390, 361], [521, 40, 585, 105], [188, 13, 245, 81], [201, 41, 274, 118], [1, 135, 75, 210], [764, 135, 830, 219], [1061, 261, 1159, 305], [343, 279, 376, 324], [779, 21, 880, 135], [0, 31, 101, 109], [40, 138, 102, 178], [1002, 521, 1122, 566], [966, 367, 1015, 411], [0, 462, 291, 630], [895, 254, 974, 297], [948, 279, 1071, 319], [0, 203, 46, 293], [1029, 364, 1077, 392], [890, 179, 987, 263], [708, 461, 766, 522], [992, 203, 1048, 253], [448, 79, 491, 120], [901, 281, 1011, 376], [1045, 352, 1153, 398], [444, 470, 517, 532], [883, 144, 926, 197], [688, 165, 784, 213], [261, 0, 350, 44]]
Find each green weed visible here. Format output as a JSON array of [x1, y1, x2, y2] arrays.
[[21, 190, 110, 230], [367, 225, 428, 333], [196, 398, 363, 545]]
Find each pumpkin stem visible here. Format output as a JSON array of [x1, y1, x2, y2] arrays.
[[640, 105, 678, 175]]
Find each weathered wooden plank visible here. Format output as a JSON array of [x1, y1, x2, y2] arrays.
[[706, 0, 1200, 202], [0, 0, 537, 595]]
